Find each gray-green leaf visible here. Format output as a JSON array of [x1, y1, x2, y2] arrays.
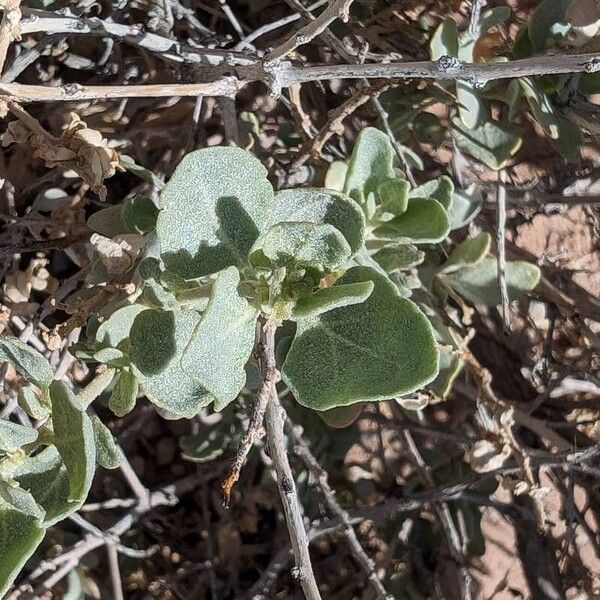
[[282, 266, 439, 410], [0, 420, 38, 452], [292, 281, 374, 319], [157, 147, 274, 279], [442, 232, 491, 273], [109, 370, 139, 417], [91, 416, 122, 469], [0, 337, 53, 390]]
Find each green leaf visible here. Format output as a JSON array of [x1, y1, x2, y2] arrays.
[[324, 161, 348, 192], [87, 205, 129, 237], [445, 257, 541, 305], [17, 386, 50, 421], [0, 337, 53, 390], [261, 222, 352, 270], [448, 186, 483, 230], [429, 18, 459, 59], [373, 198, 450, 244], [130, 309, 213, 418], [451, 117, 522, 170], [409, 176, 454, 211], [0, 482, 45, 598], [528, 0, 570, 52], [156, 147, 274, 279], [109, 370, 138, 417], [317, 403, 364, 428], [378, 179, 409, 217], [0, 420, 38, 452], [442, 232, 491, 273], [13, 446, 84, 526], [49, 381, 96, 503], [122, 197, 159, 235], [91, 416, 122, 469], [282, 266, 439, 410], [373, 244, 425, 272], [181, 267, 259, 411], [292, 281, 374, 319], [343, 128, 395, 204], [95, 304, 147, 349], [267, 188, 365, 256], [413, 111, 445, 147], [480, 6, 511, 33], [120, 154, 165, 189]]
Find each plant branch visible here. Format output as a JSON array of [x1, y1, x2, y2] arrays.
[[2, 52, 599, 103]]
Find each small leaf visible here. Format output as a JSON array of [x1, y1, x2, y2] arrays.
[[282, 266, 439, 410], [409, 176, 454, 211], [0, 337, 53, 390], [528, 0, 571, 52], [451, 117, 522, 170], [0, 483, 45, 598], [17, 386, 50, 420], [120, 154, 165, 189], [261, 222, 352, 270], [181, 267, 259, 411], [156, 147, 274, 279], [95, 304, 147, 349], [343, 128, 395, 204], [442, 232, 491, 273], [448, 186, 483, 229], [0, 420, 38, 452], [267, 188, 365, 256], [373, 198, 450, 244], [317, 403, 365, 428], [87, 205, 128, 237], [445, 257, 541, 305], [324, 161, 348, 192], [479, 6, 512, 33], [130, 309, 212, 418], [49, 380, 96, 503], [429, 18, 459, 59], [373, 244, 425, 272], [109, 370, 138, 417], [378, 179, 409, 217], [122, 197, 159, 235], [292, 281, 374, 319], [413, 112, 445, 147], [91, 416, 122, 469]]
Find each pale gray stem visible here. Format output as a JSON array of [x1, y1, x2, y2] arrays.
[[496, 169, 510, 331], [106, 544, 124, 600]]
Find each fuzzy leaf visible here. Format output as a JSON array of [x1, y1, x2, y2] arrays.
[[0, 483, 45, 598], [122, 197, 158, 235], [109, 370, 138, 417], [445, 257, 541, 305], [409, 176, 454, 211], [324, 161, 348, 192], [429, 18, 459, 59], [373, 198, 450, 244], [181, 267, 258, 411], [317, 403, 365, 428], [448, 186, 483, 229], [282, 266, 439, 410], [261, 222, 352, 270], [373, 244, 425, 272], [442, 232, 491, 273], [0, 420, 38, 452], [413, 111, 445, 147], [17, 386, 50, 420], [49, 381, 96, 503], [343, 128, 395, 204], [378, 179, 409, 217], [267, 188, 365, 256], [156, 147, 274, 279], [87, 205, 128, 237], [451, 117, 522, 170], [130, 309, 213, 418], [91, 416, 122, 469], [12, 446, 80, 526], [95, 304, 147, 349], [0, 337, 53, 390], [292, 281, 374, 319]]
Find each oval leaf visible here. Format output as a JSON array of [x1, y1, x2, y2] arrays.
[[91, 416, 122, 469], [0, 337, 53, 390], [0, 420, 38, 453], [109, 370, 139, 417]]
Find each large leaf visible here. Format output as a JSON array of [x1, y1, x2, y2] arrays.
[[0, 483, 45, 597], [0, 337, 53, 390], [156, 147, 274, 279], [261, 222, 351, 271], [451, 117, 522, 170], [445, 257, 541, 305], [181, 267, 258, 411], [130, 309, 213, 418], [95, 304, 147, 349], [282, 266, 439, 410], [12, 446, 80, 526], [373, 198, 450, 244], [343, 128, 395, 204], [267, 188, 365, 256], [49, 381, 96, 504]]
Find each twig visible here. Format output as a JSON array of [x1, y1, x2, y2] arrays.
[[288, 422, 391, 600], [261, 319, 321, 600], [218, 0, 245, 39], [0, 0, 21, 75], [106, 544, 124, 600], [2, 52, 600, 103], [267, 0, 355, 62], [468, 0, 486, 39], [496, 169, 510, 331]]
